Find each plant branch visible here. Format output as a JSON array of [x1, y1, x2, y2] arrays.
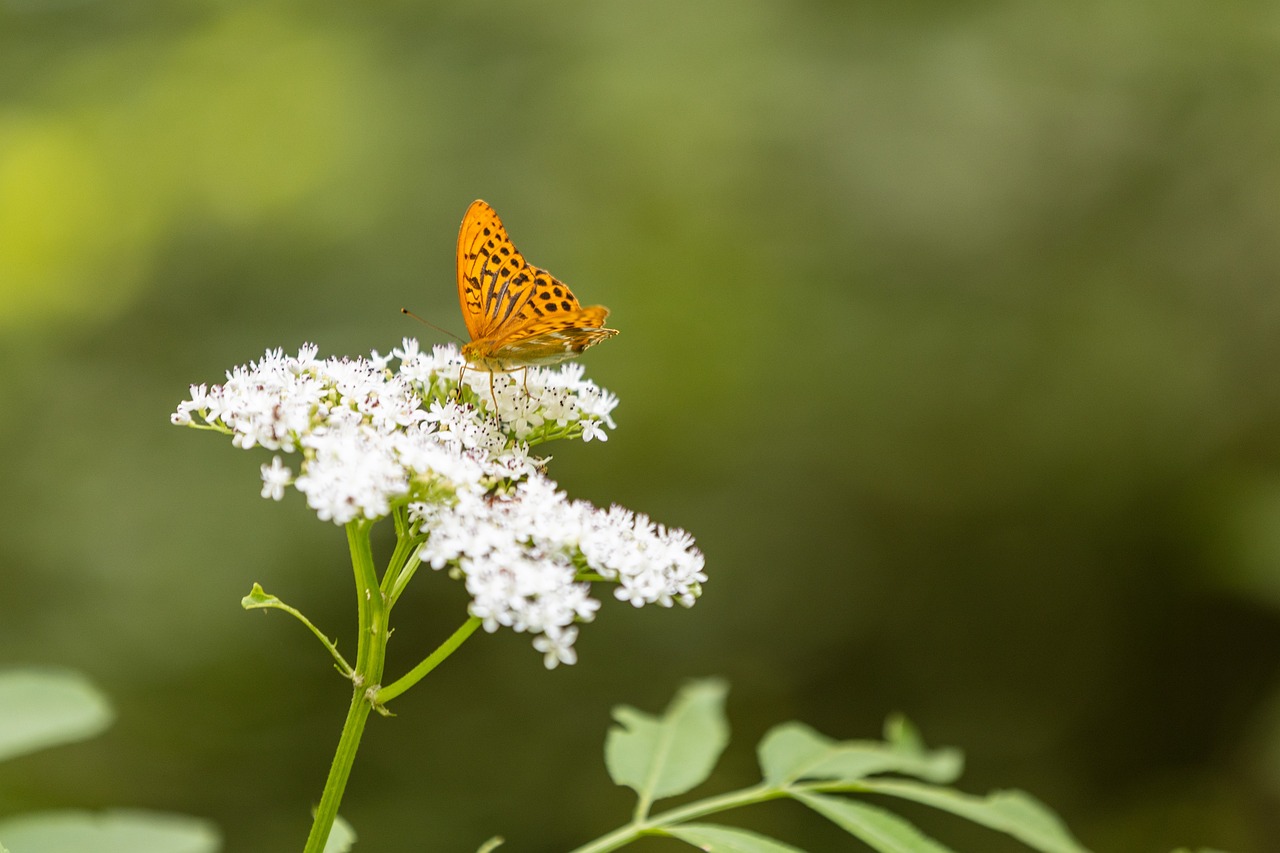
[[241, 583, 353, 678], [375, 615, 482, 705]]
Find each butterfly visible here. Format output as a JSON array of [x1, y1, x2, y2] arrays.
[[455, 199, 617, 407]]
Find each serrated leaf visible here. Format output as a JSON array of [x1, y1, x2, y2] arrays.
[[0, 668, 114, 763], [758, 721, 962, 787], [322, 814, 356, 853], [663, 823, 808, 852], [794, 792, 955, 853], [864, 780, 1091, 853], [0, 809, 219, 853], [605, 679, 729, 802]]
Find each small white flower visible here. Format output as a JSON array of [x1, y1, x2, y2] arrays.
[[580, 419, 608, 442], [260, 456, 292, 501], [533, 625, 579, 669], [294, 342, 320, 369]]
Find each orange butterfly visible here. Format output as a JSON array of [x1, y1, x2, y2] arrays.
[[455, 200, 617, 406]]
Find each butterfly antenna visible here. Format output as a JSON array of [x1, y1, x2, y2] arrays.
[[400, 307, 467, 343]]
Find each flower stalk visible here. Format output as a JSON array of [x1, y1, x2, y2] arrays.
[[303, 517, 479, 851], [301, 520, 389, 853]]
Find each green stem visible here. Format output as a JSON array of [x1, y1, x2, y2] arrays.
[[301, 688, 373, 853], [302, 520, 388, 853], [348, 520, 382, 675], [570, 778, 891, 853], [375, 616, 482, 704], [567, 783, 781, 853], [379, 511, 417, 604], [386, 550, 422, 609]]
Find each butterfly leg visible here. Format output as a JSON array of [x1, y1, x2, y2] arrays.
[[454, 362, 468, 401], [519, 366, 545, 405], [487, 370, 500, 415]]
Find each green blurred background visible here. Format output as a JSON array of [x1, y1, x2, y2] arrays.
[[3, 1, 1280, 850]]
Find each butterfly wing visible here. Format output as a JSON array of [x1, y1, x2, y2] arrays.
[[488, 304, 618, 366], [456, 200, 540, 342]]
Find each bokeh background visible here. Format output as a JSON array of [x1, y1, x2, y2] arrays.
[[3, 1, 1280, 851]]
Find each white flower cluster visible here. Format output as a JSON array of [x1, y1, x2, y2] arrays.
[[411, 476, 706, 668], [171, 341, 616, 523], [173, 341, 704, 665]]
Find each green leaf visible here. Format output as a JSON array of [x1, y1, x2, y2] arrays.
[[605, 678, 729, 802], [474, 837, 504, 853], [757, 721, 962, 787], [882, 714, 926, 752], [322, 814, 356, 853], [794, 792, 955, 853], [663, 823, 808, 852], [240, 582, 280, 609], [864, 780, 1091, 853], [0, 668, 114, 763], [0, 810, 219, 853]]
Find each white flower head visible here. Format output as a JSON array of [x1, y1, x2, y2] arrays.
[[172, 341, 609, 518], [408, 473, 702, 665], [175, 340, 702, 665]]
